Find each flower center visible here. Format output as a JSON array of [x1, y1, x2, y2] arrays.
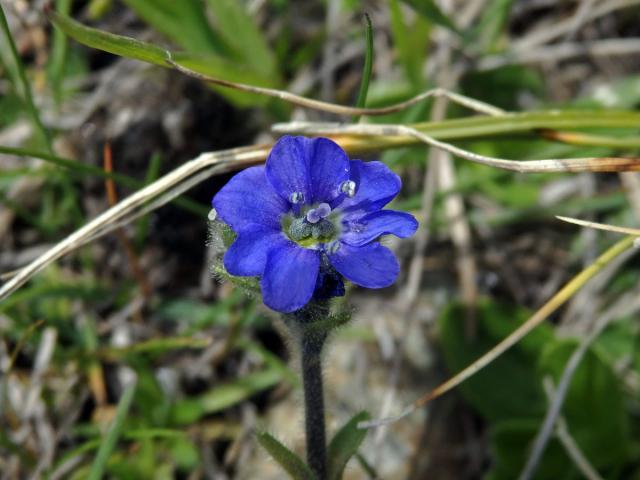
[[283, 203, 339, 248], [306, 203, 331, 223]]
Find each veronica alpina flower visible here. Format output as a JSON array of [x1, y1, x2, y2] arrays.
[[212, 136, 418, 313]]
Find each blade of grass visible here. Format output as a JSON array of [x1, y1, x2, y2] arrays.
[[472, 0, 514, 52], [47, 7, 167, 66], [275, 122, 640, 172], [205, 0, 277, 77], [0, 145, 207, 216], [540, 129, 640, 148], [88, 378, 137, 480], [0, 145, 139, 187], [389, 0, 426, 88], [98, 336, 211, 359], [0, 145, 268, 301], [360, 234, 636, 429], [400, 0, 460, 36], [171, 367, 285, 425], [48, 0, 73, 105], [556, 216, 640, 235], [47, 9, 276, 106], [0, 4, 52, 153], [352, 13, 373, 123], [122, 0, 229, 55], [134, 152, 162, 249]]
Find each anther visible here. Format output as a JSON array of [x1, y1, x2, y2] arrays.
[[208, 208, 218, 222], [327, 241, 340, 254], [306, 202, 331, 224], [340, 180, 357, 198], [289, 191, 305, 204]]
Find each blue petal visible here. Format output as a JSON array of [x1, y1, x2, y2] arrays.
[[308, 138, 350, 203], [327, 242, 399, 288], [223, 224, 288, 276], [261, 242, 320, 312], [337, 160, 401, 214], [212, 166, 288, 230], [266, 136, 350, 205], [341, 210, 418, 247]]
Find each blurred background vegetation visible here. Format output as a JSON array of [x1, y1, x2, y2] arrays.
[[2, 0, 640, 478]]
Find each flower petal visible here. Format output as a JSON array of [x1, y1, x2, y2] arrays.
[[223, 224, 288, 276], [328, 242, 399, 288], [337, 160, 401, 214], [341, 210, 418, 247], [266, 136, 350, 204], [308, 137, 350, 203], [213, 166, 288, 230], [261, 241, 320, 312], [265, 136, 311, 204]]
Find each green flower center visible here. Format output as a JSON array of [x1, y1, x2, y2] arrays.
[[282, 203, 341, 248]]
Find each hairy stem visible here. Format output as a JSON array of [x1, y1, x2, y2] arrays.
[[286, 305, 330, 480], [300, 329, 327, 480]]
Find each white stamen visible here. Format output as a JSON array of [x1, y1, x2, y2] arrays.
[[327, 242, 340, 254], [289, 191, 305, 204], [208, 208, 218, 221], [340, 180, 357, 198]]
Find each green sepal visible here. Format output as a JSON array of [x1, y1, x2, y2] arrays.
[[304, 310, 352, 338], [327, 411, 371, 480], [256, 431, 316, 480], [210, 264, 260, 295]]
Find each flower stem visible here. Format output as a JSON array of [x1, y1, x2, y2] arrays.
[[300, 329, 327, 479]]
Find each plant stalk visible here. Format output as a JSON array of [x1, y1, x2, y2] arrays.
[[300, 328, 327, 480]]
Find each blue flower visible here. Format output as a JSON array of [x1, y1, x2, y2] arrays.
[[212, 136, 418, 313]]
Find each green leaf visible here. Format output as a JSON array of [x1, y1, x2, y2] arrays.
[[487, 419, 575, 480], [388, 0, 431, 88], [205, 0, 278, 77], [88, 379, 137, 480], [438, 299, 554, 422], [48, 9, 168, 65], [352, 13, 373, 122], [327, 411, 371, 480], [47, 0, 73, 105], [171, 368, 285, 425], [256, 432, 315, 480], [0, 4, 53, 153], [460, 65, 544, 111], [98, 336, 211, 360], [400, 0, 460, 36], [486, 339, 632, 479], [539, 340, 630, 469], [256, 432, 316, 480], [470, 0, 514, 52], [0, 145, 206, 217], [47, 10, 276, 106], [122, 0, 229, 55]]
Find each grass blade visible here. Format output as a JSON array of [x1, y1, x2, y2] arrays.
[[88, 378, 137, 480], [171, 368, 285, 425], [122, 0, 229, 55], [352, 14, 374, 122], [48, 0, 73, 105], [0, 145, 207, 216], [205, 0, 277, 77], [400, 0, 460, 35], [0, 4, 52, 153], [48, 8, 168, 66], [47, 9, 276, 106]]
